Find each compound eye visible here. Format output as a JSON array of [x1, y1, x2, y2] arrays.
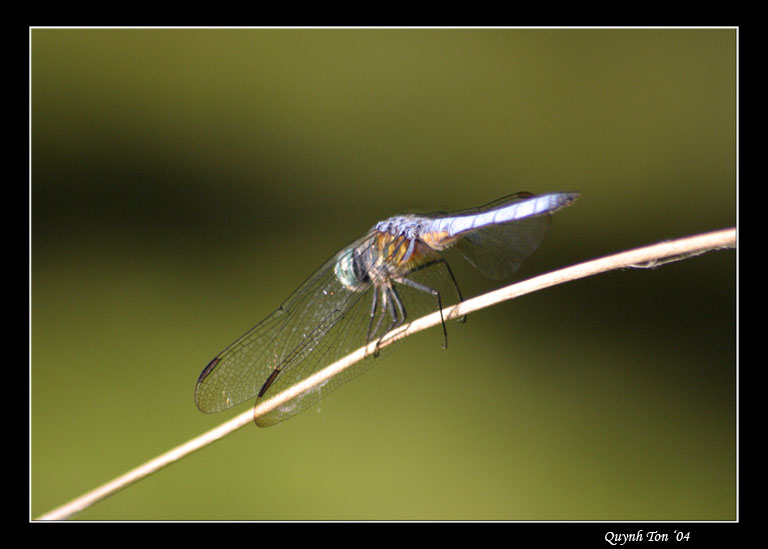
[[334, 247, 367, 292]]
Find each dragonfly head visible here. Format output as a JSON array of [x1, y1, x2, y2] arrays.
[[334, 247, 370, 292]]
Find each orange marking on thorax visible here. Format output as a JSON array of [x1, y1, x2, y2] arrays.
[[373, 229, 455, 271]]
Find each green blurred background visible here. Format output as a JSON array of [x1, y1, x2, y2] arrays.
[[31, 28, 736, 520]]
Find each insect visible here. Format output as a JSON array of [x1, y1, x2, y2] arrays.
[[195, 191, 578, 426]]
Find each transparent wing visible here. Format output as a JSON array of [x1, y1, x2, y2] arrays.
[[194, 236, 373, 416], [450, 192, 554, 279], [194, 233, 463, 427]]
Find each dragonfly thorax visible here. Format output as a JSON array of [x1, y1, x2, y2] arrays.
[[374, 215, 426, 239]]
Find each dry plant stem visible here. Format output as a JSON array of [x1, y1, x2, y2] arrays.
[[36, 227, 735, 520]]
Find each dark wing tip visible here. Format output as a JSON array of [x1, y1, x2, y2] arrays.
[[197, 357, 222, 383]]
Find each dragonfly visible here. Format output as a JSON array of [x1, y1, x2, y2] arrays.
[[195, 191, 578, 426]]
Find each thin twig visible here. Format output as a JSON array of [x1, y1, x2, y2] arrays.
[[35, 227, 735, 520]]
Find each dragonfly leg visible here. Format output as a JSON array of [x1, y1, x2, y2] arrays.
[[368, 285, 389, 349], [386, 284, 406, 333], [369, 284, 405, 358], [440, 258, 466, 324], [402, 257, 465, 322], [397, 276, 448, 349]]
